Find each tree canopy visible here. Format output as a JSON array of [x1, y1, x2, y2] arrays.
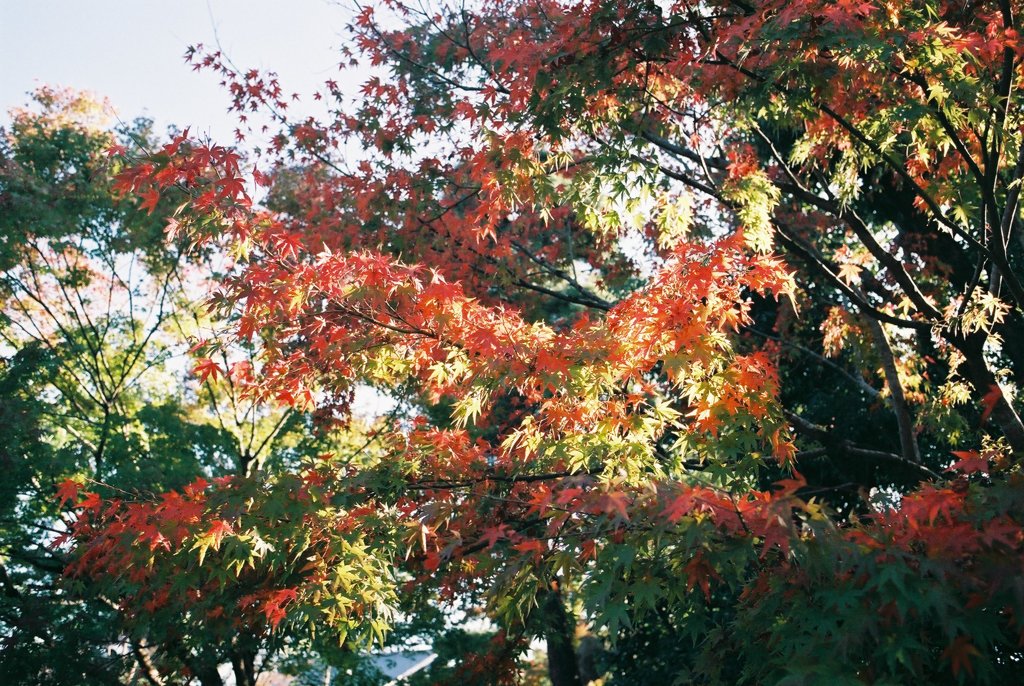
[[8, 0, 1024, 683]]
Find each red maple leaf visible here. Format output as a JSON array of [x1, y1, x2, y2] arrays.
[[979, 384, 1002, 424], [139, 187, 161, 214], [947, 450, 989, 475], [253, 168, 273, 187], [182, 477, 209, 498], [683, 554, 715, 601], [206, 520, 234, 547], [479, 525, 507, 549], [599, 491, 631, 521], [758, 519, 793, 558], [55, 478, 81, 507], [80, 491, 103, 512], [216, 175, 247, 200], [193, 358, 222, 384], [262, 588, 298, 629], [662, 491, 694, 523], [942, 635, 980, 677]]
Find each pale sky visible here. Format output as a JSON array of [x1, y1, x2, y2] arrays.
[[1, 0, 355, 142]]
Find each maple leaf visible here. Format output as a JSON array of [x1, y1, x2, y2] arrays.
[[253, 168, 273, 187], [55, 478, 81, 508], [273, 232, 303, 260], [599, 491, 631, 522], [837, 261, 862, 284], [193, 358, 222, 384], [80, 492, 103, 512], [682, 554, 714, 601], [942, 635, 981, 677], [512, 539, 546, 555], [228, 361, 254, 384], [979, 384, 1002, 424], [536, 347, 573, 376], [772, 472, 807, 496], [137, 524, 170, 552], [139, 187, 161, 214], [947, 450, 989, 475], [183, 477, 209, 498], [479, 525, 507, 549], [206, 519, 234, 547], [422, 550, 442, 572], [912, 487, 962, 527], [217, 175, 247, 201], [662, 491, 694, 524], [526, 486, 553, 516], [757, 518, 792, 558], [262, 588, 298, 629], [552, 487, 585, 507]]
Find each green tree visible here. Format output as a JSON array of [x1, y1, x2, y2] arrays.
[[0, 88, 332, 686]]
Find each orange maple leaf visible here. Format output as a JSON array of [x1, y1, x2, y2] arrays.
[[206, 519, 234, 547]]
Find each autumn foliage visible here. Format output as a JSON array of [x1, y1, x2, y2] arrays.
[[43, 0, 1024, 683]]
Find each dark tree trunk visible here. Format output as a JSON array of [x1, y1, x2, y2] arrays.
[[952, 331, 1024, 453], [231, 645, 257, 686], [193, 663, 223, 686], [542, 580, 582, 686]]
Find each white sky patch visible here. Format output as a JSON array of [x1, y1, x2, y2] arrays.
[[617, 228, 659, 279], [351, 384, 398, 421]]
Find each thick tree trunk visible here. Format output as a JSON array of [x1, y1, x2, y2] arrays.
[[167, 637, 223, 686], [952, 331, 1024, 454], [230, 645, 257, 686], [192, 663, 223, 686], [542, 580, 582, 686]]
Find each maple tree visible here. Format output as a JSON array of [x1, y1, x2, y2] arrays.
[[41, 0, 1024, 683]]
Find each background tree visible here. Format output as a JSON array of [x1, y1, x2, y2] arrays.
[[0, 88, 343, 685]]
